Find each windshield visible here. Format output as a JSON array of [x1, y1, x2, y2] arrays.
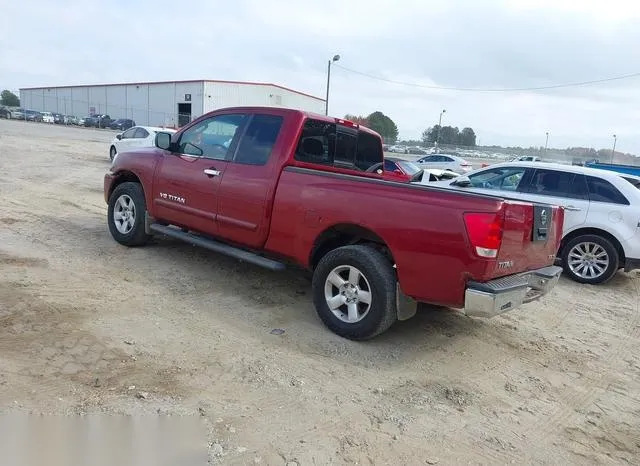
[[396, 160, 422, 175]]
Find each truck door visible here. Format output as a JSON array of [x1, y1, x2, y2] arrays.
[[216, 113, 285, 248], [152, 113, 249, 236]]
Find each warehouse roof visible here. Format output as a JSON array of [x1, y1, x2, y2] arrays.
[[20, 79, 325, 102]]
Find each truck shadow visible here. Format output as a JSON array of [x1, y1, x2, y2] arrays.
[[53, 217, 580, 369], [140, 236, 491, 364]]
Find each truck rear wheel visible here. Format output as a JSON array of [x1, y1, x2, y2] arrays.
[[312, 244, 397, 340], [107, 182, 151, 247]]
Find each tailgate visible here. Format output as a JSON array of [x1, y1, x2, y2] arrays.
[[490, 200, 564, 279]]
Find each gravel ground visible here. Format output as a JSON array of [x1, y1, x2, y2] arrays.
[[1, 119, 639, 465]]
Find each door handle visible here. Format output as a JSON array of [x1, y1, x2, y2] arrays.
[[563, 205, 582, 211], [203, 169, 221, 177]]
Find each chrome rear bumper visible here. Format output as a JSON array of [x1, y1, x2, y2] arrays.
[[464, 265, 563, 318]]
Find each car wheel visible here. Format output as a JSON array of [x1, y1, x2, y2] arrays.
[[110, 146, 117, 161], [107, 182, 151, 247], [312, 244, 397, 340], [561, 234, 619, 284]]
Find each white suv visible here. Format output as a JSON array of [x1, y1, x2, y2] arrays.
[[428, 161, 640, 284]]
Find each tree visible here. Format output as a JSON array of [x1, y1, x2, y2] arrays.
[[344, 114, 370, 127], [365, 111, 398, 143], [422, 126, 438, 144], [1, 90, 19, 107], [422, 124, 477, 147], [440, 126, 460, 145], [459, 127, 476, 146]]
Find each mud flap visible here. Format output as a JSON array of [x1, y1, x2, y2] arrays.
[[396, 282, 418, 321]]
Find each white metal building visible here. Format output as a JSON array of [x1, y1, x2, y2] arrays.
[[19, 79, 326, 127]]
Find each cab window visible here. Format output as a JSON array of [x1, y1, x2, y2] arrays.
[[178, 113, 247, 159], [233, 114, 284, 165], [294, 118, 383, 172]]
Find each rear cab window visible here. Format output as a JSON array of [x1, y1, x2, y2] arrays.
[[294, 118, 383, 174]]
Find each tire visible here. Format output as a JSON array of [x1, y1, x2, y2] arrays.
[[109, 146, 117, 161], [561, 234, 619, 284], [312, 244, 397, 340], [107, 182, 151, 247]]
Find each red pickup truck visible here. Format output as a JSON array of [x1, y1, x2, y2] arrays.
[[104, 107, 565, 340]]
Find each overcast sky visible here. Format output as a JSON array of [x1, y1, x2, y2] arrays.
[[2, 0, 640, 153]]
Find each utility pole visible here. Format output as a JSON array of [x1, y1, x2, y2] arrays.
[[435, 109, 446, 152], [611, 134, 617, 163], [325, 54, 340, 115], [544, 132, 549, 153]]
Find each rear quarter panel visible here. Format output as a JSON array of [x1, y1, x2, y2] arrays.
[[264, 167, 508, 307]]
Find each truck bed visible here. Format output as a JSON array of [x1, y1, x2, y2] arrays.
[[264, 166, 563, 308]]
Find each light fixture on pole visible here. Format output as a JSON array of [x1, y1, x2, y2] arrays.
[[325, 54, 340, 115], [611, 134, 617, 163], [435, 109, 446, 152]]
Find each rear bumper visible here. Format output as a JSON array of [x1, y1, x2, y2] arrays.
[[464, 265, 563, 318], [624, 258, 640, 273]]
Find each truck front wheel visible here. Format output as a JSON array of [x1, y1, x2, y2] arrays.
[[312, 244, 397, 340], [107, 182, 151, 247]]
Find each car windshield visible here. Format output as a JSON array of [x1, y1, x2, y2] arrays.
[[468, 167, 525, 189], [396, 160, 422, 175]]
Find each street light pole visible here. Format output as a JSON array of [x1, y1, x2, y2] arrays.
[[611, 134, 617, 163], [435, 109, 446, 152], [325, 54, 340, 115], [544, 132, 549, 153]]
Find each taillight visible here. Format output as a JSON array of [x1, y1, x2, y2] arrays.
[[463, 211, 505, 258]]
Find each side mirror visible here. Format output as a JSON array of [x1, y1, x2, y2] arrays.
[[451, 176, 471, 187], [155, 132, 173, 150], [116, 133, 122, 140]]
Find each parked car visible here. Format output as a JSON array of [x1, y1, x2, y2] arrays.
[[407, 147, 429, 155], [110, 119, 136, 131], [10, 108, 25, 119], [53, 113, 65, 124], [95, 114, 113, 128], [429, 161, 640, 284], [381, 157, 425, 182], [104, 107, 564, 340], [64, 115, 79, 125], [41, 112, 55, 123], [109, 126, 177, 161], [511, 155, 542, 162], [78, 117, 86, 126], [25, 110, 43, 122], [83, 116, 97, 127], [0, 106, 10, 119], [414, 168, 460, 183], [415, 153, 473, 174]]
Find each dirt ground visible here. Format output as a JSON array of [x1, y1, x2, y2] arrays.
[[1, 119, 639, 465]]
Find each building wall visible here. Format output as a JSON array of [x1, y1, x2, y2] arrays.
[[20, 80, 324, 127], [202, 82, 324, 115], [20, 82, 205, 127]]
